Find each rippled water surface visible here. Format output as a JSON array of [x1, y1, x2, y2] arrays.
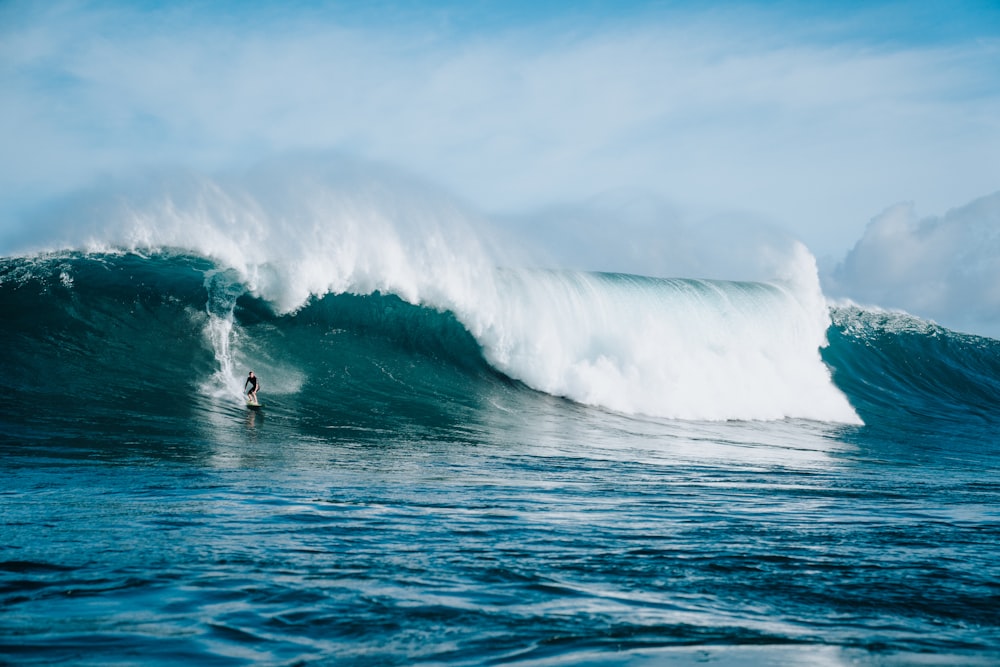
[[3, 404, 999, 666]]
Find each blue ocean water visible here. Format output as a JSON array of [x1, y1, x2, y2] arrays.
[[2, 244, 999, 666]]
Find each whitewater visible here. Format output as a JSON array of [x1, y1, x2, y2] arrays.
[[2, 166, 999, 666]]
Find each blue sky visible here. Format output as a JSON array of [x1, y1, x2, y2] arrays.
[[2, 0, 999, 331]]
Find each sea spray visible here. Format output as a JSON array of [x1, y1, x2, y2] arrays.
[[457, 252, 860, 422], [203, 268, 247, 398]]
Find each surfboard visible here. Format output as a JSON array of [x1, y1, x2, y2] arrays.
[[247, 401, 263, 409]]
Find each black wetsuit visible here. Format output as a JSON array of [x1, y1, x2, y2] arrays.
[[245, 376, 258, 394]]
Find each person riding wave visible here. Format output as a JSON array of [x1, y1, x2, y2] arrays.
[[244, 371, 260, 405]]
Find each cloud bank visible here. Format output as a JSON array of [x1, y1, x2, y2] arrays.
[[825, 191, 1000, 338]]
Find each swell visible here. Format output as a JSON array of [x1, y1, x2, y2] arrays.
[[1, 253, 217, 412], [0, 252, 490, 376], [823, 305, 1000, 444], [0, 255, 221, 461]]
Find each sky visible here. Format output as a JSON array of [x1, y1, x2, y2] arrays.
[[2, 0, 999, 334]]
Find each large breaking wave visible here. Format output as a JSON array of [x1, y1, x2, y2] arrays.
[[3, 162, 863, 423]]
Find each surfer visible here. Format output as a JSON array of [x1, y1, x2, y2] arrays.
[[244, 371, 260, 405]]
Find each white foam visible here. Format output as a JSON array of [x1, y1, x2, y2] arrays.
[[463, 248, 860, 423]]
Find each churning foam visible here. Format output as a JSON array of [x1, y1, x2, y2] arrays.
[[14, 161, 861, 423], [460, 247, 860, 423]]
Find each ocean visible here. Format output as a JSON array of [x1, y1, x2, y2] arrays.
[[2, 199, 999, 665]]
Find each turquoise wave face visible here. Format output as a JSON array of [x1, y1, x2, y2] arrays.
[[824, 306, 1000, 436], [2, 253, 218, 430], [0, 252, 523, 451]]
